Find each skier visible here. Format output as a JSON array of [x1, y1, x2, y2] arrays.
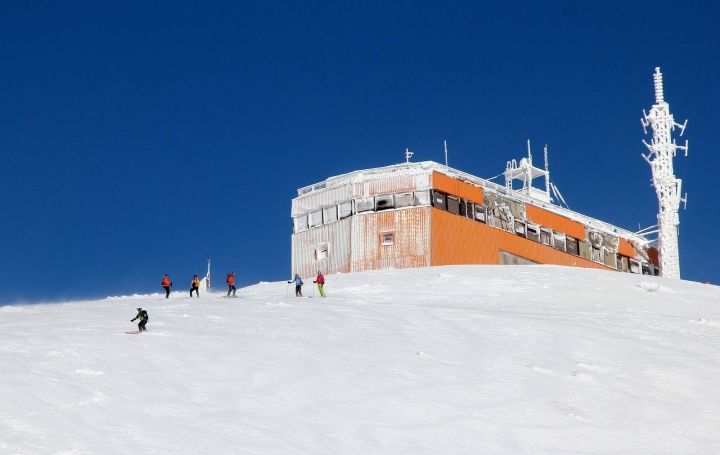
[[130, 308, 149, 332], [288, 273, 303, 297], [161, 274, 173, 299], [313, 271, 326, 297], [190, 274, 201, 298], [226, 272, 236, 297]]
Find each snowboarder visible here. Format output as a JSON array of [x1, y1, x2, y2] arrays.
[[161, 274, 173, 298], [288, 273, 303, 297], [131, 307, 149, 332], [190, 274, 201, 298], [226, 272, 236, 297], [313, 271, 326, 297]]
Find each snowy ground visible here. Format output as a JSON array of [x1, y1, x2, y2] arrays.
[[2, 265, 720, 454]]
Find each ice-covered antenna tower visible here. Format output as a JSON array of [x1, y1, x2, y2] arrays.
[[641, 67, 688, 279]]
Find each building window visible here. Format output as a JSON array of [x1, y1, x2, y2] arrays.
[[514, 220, 526, 237], [540, 228, 552, 245], [375, 195, 395, 211], [552, 232, 566, 252], [293, 215, 308, 233], [447, 196, 461, 215], [526, 223, 540, 242], [474, 205, 487, 223], [315, 243, 328, 260], [431, 191, 447, 210], [395, 192, 414, 208], [355, 197, 375, 213], [309, 210, 323, 228], [414, 190, 431, 206], [338, 201, 352, 219], [381, 232, 395, 246], [323, 206, 338, 224], [567, 236, 579, 255], [465, 201, 474, 219], [629, 260, 641, 273]]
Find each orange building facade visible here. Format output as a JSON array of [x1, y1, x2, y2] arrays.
[[291, 162, 658, 278]]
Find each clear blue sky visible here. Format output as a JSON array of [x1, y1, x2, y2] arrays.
[[2, 1, 718, 303]]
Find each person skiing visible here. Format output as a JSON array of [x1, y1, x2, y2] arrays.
[[190, 274, 201, 298], [288, 273, 303, 297], [313, 271, 326, 297], [161, 274, 173, 299], [131, 307, 149, 332], [226, 272, 236, 297]]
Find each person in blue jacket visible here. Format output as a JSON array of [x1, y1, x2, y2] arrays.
[[288, 273, 303, 297]]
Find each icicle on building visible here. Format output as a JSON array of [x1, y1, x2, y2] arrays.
[[290, 152, 659, 278]]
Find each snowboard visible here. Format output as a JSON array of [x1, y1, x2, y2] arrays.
[[125, 330, 142, 335]]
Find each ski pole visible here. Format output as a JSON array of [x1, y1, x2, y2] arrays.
[[286, 281, 290, 298]]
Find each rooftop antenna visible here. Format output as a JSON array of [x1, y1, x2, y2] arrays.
[[544, 144, 550, 198], [443, 140, 448, 167], [405, 147, 414, 163], [640, 67, 688, 279]]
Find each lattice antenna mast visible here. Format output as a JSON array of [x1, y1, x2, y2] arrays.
[[640, 67, 688, 279]]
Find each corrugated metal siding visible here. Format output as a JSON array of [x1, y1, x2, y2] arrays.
[[291, 217, 352, 279], [351, 207, 430, 272], [525, 204, 587, 240], [430, 208, 612, 271], [292, 171, 432, 217], [432, 172, 484, 202]]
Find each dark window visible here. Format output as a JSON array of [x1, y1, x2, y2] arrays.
[[566, 237, 579, 255], [381, 232, 395, 246], [642, 264, 651, 275], [465, 201, 474, 219], [526, 224, 540, 242], [432, 191, 447, 210], [375, 195, 394, 211], [447, 196, 461, 215]]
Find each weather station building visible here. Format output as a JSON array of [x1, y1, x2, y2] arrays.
[[290, 68, 688, 280]]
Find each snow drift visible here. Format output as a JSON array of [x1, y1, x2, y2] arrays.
[[2, 265, 719, 454]]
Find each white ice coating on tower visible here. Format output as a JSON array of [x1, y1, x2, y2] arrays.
[[641, 67, 688, 279]]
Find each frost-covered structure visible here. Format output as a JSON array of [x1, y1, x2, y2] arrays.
[[290, 152, 658, 278], [641, 67, 688, 279]]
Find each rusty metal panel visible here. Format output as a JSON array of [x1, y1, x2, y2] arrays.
[[291, 217, 352, 279], [350, 207, 430, 272]]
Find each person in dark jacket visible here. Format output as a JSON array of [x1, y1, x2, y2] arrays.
[[288, 273, 303, 297], [190, 275, 201, 298], [131, 308, 149, 332], [313, 271, 326, 297]]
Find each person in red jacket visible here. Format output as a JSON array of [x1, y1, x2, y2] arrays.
[[161, 274, 173, 299], [313, 271, 326, 297], [226, 272, 236, 297]]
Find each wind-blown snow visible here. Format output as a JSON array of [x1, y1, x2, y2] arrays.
[[2, 265, 719, 454]]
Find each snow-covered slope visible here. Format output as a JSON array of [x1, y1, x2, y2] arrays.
[[2, 265, 720, 454]]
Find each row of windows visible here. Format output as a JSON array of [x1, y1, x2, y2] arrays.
[[430, 190, 654, 275], [293, 190, 432, 233]]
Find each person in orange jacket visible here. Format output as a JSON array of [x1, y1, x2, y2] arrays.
[[226, 272, 236, 297], [161, 274, 173, 299], [313, 271, 326, 297], [190, 274, 201, 298]]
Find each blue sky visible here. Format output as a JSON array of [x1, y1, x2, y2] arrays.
[[2, 1, 718, 303]]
